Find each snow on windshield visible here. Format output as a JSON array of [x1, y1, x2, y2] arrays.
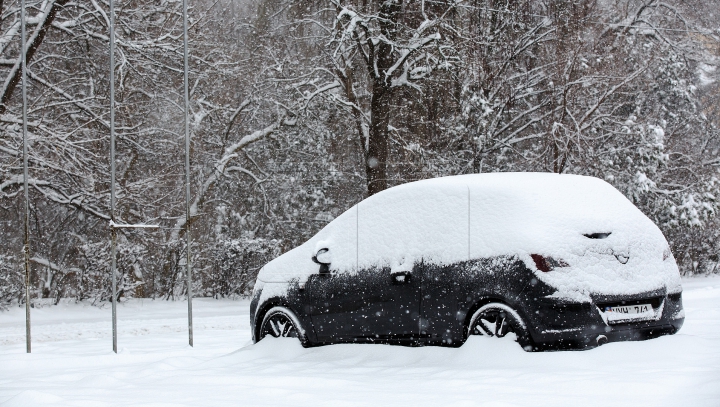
[[258, 172, 681, 298]]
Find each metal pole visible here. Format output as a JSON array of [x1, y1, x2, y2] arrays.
[[109, 0, 118, 354], [183, 0, 193, 347], [21, 0, 31, 354]]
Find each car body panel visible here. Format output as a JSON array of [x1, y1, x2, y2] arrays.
[[307, 265, 422, 341]]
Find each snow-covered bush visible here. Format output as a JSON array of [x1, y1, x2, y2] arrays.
[[206, 235, 281, 298], [0, 255, 22, 310]]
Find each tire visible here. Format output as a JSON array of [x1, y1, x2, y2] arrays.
[[468, 302, 534, 351], [258, 306, 309, 347]]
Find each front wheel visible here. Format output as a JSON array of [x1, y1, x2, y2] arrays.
[[468, 302, 534, 351], [258, 306, 308, 346]]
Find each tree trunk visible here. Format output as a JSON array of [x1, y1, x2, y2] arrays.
[[364, 0, 401, 196], [367, 82, 391, 195]]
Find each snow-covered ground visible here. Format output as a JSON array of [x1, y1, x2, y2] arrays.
[[1, 276, 719, 407]]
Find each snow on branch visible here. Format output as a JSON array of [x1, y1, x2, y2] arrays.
[[0, 174, 109, 219], [0, 0, 69, 115], [169, 117, 286, 242], [109, 220, 159, 229], [30, 256, 82, 275], [331, 0, 458, 90]]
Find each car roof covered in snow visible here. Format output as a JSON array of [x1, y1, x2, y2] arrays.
[[257, 172, 679, 297]]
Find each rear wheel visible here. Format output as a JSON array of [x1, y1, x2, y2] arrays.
[[258, 306, 308, 346], [468, 303, 534, 351]]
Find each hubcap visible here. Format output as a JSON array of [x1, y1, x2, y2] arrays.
[[473, 309, 512, 338], [261, 312, 298, 339]]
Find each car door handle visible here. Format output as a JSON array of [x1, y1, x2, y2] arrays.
[[392, 272, 411, 284]]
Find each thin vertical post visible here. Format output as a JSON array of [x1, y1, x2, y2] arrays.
[[21, 0, 31, 354], [467, 186, 471, 261], [183, 0, 193, 347], [109, 0, 118, 354]]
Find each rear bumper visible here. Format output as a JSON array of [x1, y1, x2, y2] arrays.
[[527, 292, 684, 350], [602, 318, 683, 342]]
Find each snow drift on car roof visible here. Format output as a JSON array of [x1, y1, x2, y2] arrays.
[[258, 172, 681, 298]]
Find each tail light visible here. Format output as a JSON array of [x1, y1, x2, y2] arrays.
[[531, 254, 569, 272]]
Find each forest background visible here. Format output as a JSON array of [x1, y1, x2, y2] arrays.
[[0, 0, 719, 306]]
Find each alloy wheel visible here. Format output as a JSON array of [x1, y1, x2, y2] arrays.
[[258, 308, 305, 343], [473, 308, 513, 338], [260, 311, 298, 339], [468, 303, 534, 351]]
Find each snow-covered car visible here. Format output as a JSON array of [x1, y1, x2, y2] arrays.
[[249, 173, 684, 350]]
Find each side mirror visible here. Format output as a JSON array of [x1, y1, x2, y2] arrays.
[[312, 248, 331, 275], [312, 248, 331, 264]]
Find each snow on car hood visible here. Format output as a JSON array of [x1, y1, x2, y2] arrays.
[[257, 173, 681, 300]]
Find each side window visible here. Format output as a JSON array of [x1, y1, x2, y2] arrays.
[[357, 185, 469, 270], [469, 188, 523, 259]]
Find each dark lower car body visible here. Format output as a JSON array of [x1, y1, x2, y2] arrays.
[[251, 257, 684, 350]]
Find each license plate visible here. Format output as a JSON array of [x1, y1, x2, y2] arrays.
[[604, 304, 653, 314]]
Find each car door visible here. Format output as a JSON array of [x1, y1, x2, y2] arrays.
[[306, 262, 423, 342], [365, 263, 423, 340], [305, 267, 374, 341]]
